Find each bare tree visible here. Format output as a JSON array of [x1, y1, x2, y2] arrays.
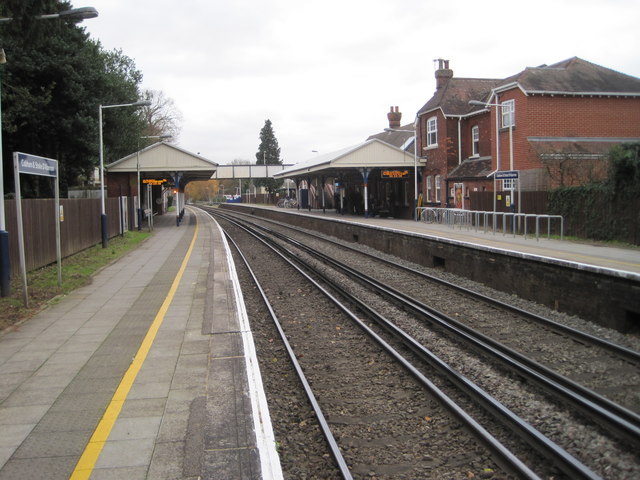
[[140, 89, 183, 140], [539, 149, 608, 188]]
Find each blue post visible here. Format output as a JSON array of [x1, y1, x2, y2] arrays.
[[101, 214, 108, 248], [0, 230, 10, 297]]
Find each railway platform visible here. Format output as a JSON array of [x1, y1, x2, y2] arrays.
[[0, 208, 282, 480]]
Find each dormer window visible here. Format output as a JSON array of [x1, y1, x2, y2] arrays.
[[501, 100, 515, 128], [471, 125, 479, 156], [426, 116, 438, 147]]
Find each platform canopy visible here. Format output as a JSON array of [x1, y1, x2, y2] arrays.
[[273, 138, 424, 180], [105, 142, 218, 188]]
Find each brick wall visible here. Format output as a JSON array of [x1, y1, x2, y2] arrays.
[[417, 89, 639, 204], [488, 91, 640, 173]]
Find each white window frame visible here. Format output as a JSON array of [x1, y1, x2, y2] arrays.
[[426, 116, 438, 147], [502, 178, 516, 191], [426, 175, 432, 202], [435, 174, 441, 203], [501, 100, 515, 128], [471, 125, 479, 156]]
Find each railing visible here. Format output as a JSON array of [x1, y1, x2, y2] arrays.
[[417, 207, 563, 241]]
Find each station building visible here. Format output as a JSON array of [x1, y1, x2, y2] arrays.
[[417, 57, 640, 210]]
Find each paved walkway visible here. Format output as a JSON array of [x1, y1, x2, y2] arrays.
[[0, 209, 281, 480]]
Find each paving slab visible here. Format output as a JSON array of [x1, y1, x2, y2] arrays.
[[0, 209, 282, 479]]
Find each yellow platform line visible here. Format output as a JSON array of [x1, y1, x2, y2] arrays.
[[70, 220, 199, 480]]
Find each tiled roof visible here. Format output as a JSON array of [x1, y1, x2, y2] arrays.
[[498, 57, 640, 95], [366, 123, 415, 151], [423, 57, 640, 119], [447, 157, 493, 180], [417, 78, 501, 117]]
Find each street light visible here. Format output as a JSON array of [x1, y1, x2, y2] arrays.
[[0, 7, 99, 23], [0, 7, 98, 297], [469, 99, 515, 212], [0, 49, 8, 296], [137, 134, 172, 230], [98, 100, 151, 248], [384, 125, 419, 221]]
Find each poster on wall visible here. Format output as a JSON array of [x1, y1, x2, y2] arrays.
[[454, 183, 464, 209]]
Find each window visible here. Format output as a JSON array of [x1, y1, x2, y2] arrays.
[[426, 175, 432, 202], [501, 100, 515, 128], [435, 175, 441, 203], [502, 178, 515, 190], [471, 125, 479, 156], [426, 116, 438, 147]]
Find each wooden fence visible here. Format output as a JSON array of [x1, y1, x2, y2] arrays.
[[468, 191, 549, 214], [3, 197, 128, 276]]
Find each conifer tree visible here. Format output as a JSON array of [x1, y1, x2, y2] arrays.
[[255, 119, 283, 194]]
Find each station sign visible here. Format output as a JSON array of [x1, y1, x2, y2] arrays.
[[495, 170, 519, 180], [16, 152, 58, 177], [13, 152, 62, 304], [382, 169, 410, 179]]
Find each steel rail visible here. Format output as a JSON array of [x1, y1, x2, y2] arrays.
[[296, 246, 602, 480], [212, 209, 640, 426], [220, 225, 353, 479], [229, 216, 602, 480], [257, 223, 640, 449], [218, 207, 640, 364], [212, 211, 596, 480]]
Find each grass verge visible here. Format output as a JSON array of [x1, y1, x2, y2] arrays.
[[0, 230, 151, 332]]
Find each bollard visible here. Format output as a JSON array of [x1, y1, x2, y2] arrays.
[[0, 230, 10, 297]]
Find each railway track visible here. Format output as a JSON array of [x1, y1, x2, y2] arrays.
[[203, 206, 640, 479]]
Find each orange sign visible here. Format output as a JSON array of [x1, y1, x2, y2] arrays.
[[142, 179, 167, 185], [382, 170, 409, 178]]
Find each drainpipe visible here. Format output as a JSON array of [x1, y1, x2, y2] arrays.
[[458, 118, 462, 165], [494, 93, 500, 212]]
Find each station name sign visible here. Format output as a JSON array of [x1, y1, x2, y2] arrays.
[[142, 179, 168, 185], [16, 152, 58, 178], [495, 170, 519, 180], [382, 170, 409, 179]]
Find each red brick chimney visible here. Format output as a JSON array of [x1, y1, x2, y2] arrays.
[[387, 106, 402, 129], [435, 59, 453, 90]]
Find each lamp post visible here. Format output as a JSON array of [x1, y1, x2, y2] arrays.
[[0, 49, 8, 296], [0, 7, 98, 23], [384, 125, 419, 221], [99, 100, 151, 247], [0, 7, 98, 297], [469, 99, 515, 213], [137, 134, 171, 230]]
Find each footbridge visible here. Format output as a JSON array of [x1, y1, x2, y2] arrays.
[[211, 164, 293, 179]]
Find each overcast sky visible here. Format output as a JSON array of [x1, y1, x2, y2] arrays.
[[82, 0, 640, 166]]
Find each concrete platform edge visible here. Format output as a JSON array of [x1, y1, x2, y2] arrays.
[[212, 214, 284, 479]]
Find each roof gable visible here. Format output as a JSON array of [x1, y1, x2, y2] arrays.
[[106, 142, 218, 172], [275, 138, 420, 178]]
